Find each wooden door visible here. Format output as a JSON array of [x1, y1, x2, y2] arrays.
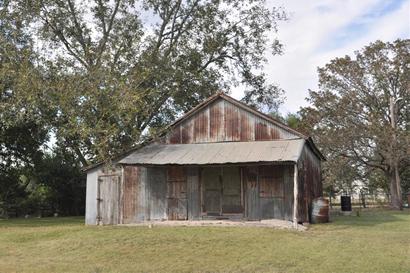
[[167, 167, 187, 220], [244, 167, 259, 220], [259, 166, 285, 219], [221, 167, 242, 214], [97, 175, 121, 225], [202, 167, 222, 215]]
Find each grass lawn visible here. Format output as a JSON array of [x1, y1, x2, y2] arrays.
[[0, 209, 409, 273]]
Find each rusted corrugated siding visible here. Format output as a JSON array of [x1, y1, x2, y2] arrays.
[[240, 110, 254, 141], [297, 145, 322, 223], [168, 126, 181, 144], [166, 97, 300, 144], [181, 119, 193, 144], [224, 101, 240, 141], [193, 107, 209, 143], [209, 99, 224, 141], [120, 139, 304, 165], [121, 166, 147, 222], [122, 166, 138, 224]]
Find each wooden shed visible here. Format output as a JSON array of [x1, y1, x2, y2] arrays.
[[84, 93, 325, 226]]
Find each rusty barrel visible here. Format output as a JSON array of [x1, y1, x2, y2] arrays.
[[311, 197, 329, 224], [341, 195, 352, 211]]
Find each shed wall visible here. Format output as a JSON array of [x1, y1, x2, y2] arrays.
[[243, 165, 294, 221], [85, 166, 123, 225], [297, 145, 322, 223], [118, 164, 297, 224], [85, 168, 99, 225]]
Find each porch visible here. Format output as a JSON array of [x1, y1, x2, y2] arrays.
[[112, 164, 299, 224]]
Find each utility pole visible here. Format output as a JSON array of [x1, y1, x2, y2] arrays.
[[389, 97, 403, 209]]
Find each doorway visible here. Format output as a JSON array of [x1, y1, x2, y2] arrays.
[[202, 166, 243, 216], [166, 167, 188, 220], [97, 174, 121, 225]]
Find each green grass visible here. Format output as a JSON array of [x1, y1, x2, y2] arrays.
[[0, 209, 409, 273]]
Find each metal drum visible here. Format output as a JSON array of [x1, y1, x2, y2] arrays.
[[341, 196, 352, 211], [311, 197, 330, 224]]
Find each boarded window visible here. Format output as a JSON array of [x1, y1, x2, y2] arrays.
[[258, 166, 284, 198], [167, 167, 187, 199]]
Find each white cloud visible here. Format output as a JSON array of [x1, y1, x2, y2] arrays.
[[231, 0, 410, 114]]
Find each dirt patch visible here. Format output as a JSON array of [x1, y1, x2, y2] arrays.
[[121, 219, 307, 231]]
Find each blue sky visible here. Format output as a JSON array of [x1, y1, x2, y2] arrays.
[[231, 0, 410, 114]]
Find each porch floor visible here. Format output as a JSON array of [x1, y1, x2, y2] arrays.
[[120, 219, 306, 231]]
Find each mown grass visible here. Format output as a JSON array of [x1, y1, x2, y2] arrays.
[[0, 209, 409, 273]]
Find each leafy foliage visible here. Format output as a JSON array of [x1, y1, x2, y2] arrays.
[[1, 0, 286, 216], [9, 0, 287, 164], [300, 39, 410, 207]]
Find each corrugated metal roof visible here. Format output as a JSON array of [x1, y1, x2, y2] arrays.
[[119, 139, 305, 165]]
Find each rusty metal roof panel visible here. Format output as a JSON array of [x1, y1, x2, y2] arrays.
[[119, 139, 305, 165]]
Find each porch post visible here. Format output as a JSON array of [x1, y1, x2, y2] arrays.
[[293, 163, 298, 229]]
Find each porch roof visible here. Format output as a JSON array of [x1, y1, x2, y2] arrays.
[[119, 139, 305, 166]]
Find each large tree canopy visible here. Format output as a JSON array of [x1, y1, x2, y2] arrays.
[[1, 0, 286, 216], [300, 39, 410, 209], [3, 0, 286, 165]]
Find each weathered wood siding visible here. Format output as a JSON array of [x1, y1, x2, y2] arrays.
[[85, 166, 123, 225], [297, 145, 322, 223], [85, 168, 99, 225], [122, 166, 147, 223], [283, 165, 294, 221], [243, 165, 294, 221], [167, 167, 188, 220], [147, 167, 167, 220], [244, 166, 259, 220], [259, 165, 284, 220], [122, 166, 138, 223], [98, 174, 121, 225], [166, 98, 299, 144], [119, 166, 202, 222], [187, 167, 201, 220]]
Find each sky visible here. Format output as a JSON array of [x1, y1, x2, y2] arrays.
[[231, 0, 410, 114]]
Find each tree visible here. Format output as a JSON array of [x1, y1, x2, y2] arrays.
[[0, 1, 50, 216], [268, 111, 301, 130], [10, 0, 286, 165], [300, 39, 410, 209]]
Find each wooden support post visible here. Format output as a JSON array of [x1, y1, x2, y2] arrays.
[[293, 164, 298, 229]]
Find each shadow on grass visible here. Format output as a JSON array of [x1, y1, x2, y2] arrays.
[[0, 216, 84, 228], [330, 208, 410, 227]]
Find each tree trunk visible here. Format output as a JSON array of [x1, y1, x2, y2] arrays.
[[387, 169, 402, 209]]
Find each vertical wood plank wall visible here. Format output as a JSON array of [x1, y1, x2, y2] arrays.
[[187, 167, 201, 220], [297, 145, 322, 223], [166, 98, 299, 144], [118, 164, 296, 223]]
